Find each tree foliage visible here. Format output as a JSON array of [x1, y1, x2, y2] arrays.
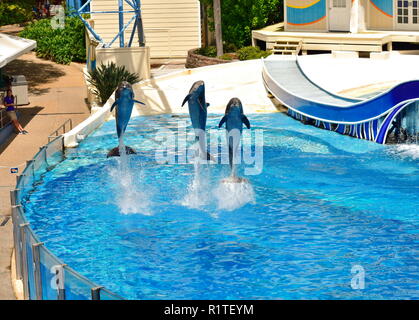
[[19, 16, 86, 64], [202, 0, 283, 48], [0, 0, 35, 26], [87, 62, 140, 106]]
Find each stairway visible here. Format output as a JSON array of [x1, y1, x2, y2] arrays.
[[272, 40, 302, 55]]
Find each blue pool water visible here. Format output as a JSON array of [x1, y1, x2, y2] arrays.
[[23, 113, 418, 299]]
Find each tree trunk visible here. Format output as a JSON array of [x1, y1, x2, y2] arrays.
[[213, 0, 223, 56]]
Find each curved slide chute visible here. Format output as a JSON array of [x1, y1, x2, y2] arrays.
[[262, 57, 419, 144]]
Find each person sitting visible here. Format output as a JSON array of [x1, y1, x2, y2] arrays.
[[3, 89, 28, 135]]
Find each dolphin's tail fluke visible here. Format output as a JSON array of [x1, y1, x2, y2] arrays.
[[107, 146, 137, 158]]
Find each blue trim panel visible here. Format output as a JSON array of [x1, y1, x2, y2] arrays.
[[287, 0, 326, 25]]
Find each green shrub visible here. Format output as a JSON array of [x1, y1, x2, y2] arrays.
[[87, 62, 140, 106], [224, 43, 238, 53], [196, 46, 217, 58], [19, 16, 85, 64], [218, 53, 234, 61], [0, 1, 34, 26], [237, 46, 271, 60]]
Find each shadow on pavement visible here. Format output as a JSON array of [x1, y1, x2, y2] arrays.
[[3, 59, 65, 95], [0, 106, 44, 154]]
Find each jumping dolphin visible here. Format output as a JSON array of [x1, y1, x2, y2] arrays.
[[218, 98, 251, 183], [107, 81, 145, 158], [182, 80, 213, 161]]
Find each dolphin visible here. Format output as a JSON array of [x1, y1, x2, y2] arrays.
[[218, 98, 251, 183], [107, 81, 145, 158], [182, 81, 213, 161]]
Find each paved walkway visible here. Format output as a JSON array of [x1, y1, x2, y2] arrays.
[[0, 52, 90, 299]]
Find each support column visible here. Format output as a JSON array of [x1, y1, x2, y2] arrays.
[[118, 0, 124, 47]]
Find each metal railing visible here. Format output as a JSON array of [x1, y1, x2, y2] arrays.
[[10, 135, 123, 300], [0, 109, 11, 130], [48, 119, 73, 143]]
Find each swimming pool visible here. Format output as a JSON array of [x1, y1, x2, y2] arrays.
[[22, 113, 418, 299]]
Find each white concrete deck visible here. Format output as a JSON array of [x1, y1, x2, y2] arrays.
[[252, 27, 419, 53], [132, 59, 277, 117]]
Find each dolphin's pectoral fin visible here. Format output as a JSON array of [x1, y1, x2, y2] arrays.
[[242, 115, 251, 129], [107, 146, 137, 158], [134, 100, 146, 105], [110, 101, 118, 112], [206, 103, 210, 108], [218, 116, 227, 128], [182, 94, 192, 107]]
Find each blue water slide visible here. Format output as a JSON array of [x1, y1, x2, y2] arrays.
[[262, 57, 419, 144]]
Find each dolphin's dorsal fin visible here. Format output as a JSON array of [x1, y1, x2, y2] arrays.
[[218, 115, 227, 128], [242, 115, 251, 129], [182, 94, 192, 107], [134, 100, 145, 105], [110, 100, 118, 112]]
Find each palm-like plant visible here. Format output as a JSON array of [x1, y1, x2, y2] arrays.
[[87, 62, 140, 105]]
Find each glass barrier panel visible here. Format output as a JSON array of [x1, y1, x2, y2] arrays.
[[15, 136, 122, 300], [39, 246, 64, 300], [17, 207, 29, 225], [24, 228, 37, 300], [19, 172, 34, 195], [15, 189, 23, 205], [63, 266, 95, 300], [33, 148, 48, 181], [46, 137, 64, 167], [100, 288, 123, 300], [16, 174, 25, 191]]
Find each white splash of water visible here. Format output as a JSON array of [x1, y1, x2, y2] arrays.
[[214, 179, 256, 212], [109, 140, 153, 215], [180, 157, 211, 209], [388, 144, 419, 160]]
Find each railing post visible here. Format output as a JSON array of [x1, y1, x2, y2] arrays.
[[55, 264, 66, 300], [61, 135, 65, 153], [10, 189, 18, 206], [11, 205, 22, 280], [91, 286, 103, 300], [19, 223, 30, 300], [32, 242, 44, 300], [43, 146, 47, 163]]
